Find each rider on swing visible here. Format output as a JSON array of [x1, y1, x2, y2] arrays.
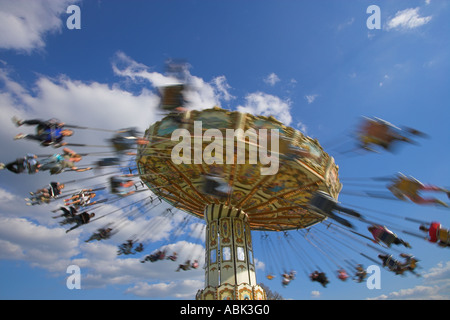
[[388, 173, 449, 208]]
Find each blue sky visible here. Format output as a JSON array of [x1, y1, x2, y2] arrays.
[[0, 0, 449, 300]]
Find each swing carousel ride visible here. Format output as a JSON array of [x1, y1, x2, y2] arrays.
[[136, 104, 343, 299], [1, 63, 449, 300]]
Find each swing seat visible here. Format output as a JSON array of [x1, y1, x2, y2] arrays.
[[354, 272, 366, 282], [438, 228, 449, 245], [384, 257, 398, 270], [408, 259, 418, 270], [379, 232, 397, 246], [203, 175, 230, 198], [179, 264, 190, 271], [112, 139, 136, 152], [282, 279, 291, 286], [97, 157, 120, 167], [160, 85, 185, 111], [309, 192, 336, 215]]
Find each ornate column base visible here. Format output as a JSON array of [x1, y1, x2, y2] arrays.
[[198, 204, 267, 300], [196, 283, 266, 300]]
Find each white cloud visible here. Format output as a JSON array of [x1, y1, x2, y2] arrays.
[[69, 240, 204, 290], [184, 75, 221, 110], [264, 73, 280, 86], [112, 52, 232, 110], [296, 121, 307, 133], [0, 188, 18, 203], [0, 64, 161, 164], [369, 262, 450, 300], [237, 92, 292, 125], [311, 290, 321, 298], [125, 279, 204, 299], [423, 261, 450, 283], [212, 75, 235, 102], [0, 0, 78, 52], [0, 53, 302, 299], [112, 51, 181, 88], [0, 57, 209, 298], [379, 74, 391, 87], [370, 284, 450, 300], [385, 7, 432, 31], [253, 257, 265, 271], [0, 216, 79, 271], [337, 17, 355, 31], [305, 94, 318, 104]]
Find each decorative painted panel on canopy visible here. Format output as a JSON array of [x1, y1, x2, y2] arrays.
[[136, 107, 342, 232]]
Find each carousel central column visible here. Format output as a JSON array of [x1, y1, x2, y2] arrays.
[[196, 204, 266, 300]]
